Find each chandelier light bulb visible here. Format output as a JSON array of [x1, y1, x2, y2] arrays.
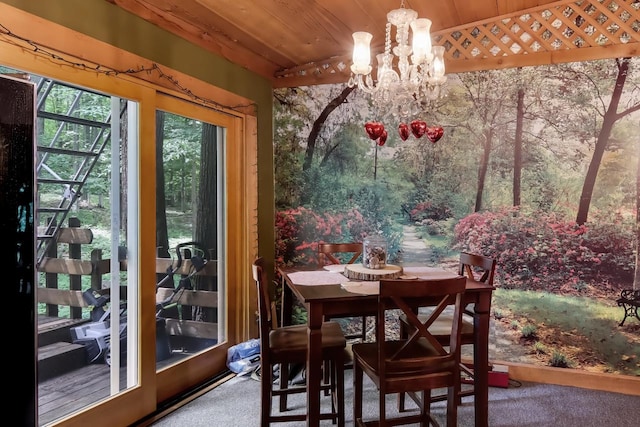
[[351, 32, 373, 75], [431, 46, 446, 77], [410, 18, 432, 64]]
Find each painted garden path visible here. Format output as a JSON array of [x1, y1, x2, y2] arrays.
[[397, 224, 431, 265]]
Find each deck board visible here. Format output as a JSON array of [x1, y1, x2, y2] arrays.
[[37, 353, 190, 425]]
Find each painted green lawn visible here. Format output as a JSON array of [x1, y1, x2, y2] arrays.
[[492, 288, 640, 376]]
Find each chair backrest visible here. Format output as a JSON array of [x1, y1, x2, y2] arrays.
[[317, 242, 363, 266], [376, 277, 466, 377], [252, 257, 277, 341], [459, 252, 496, 286]]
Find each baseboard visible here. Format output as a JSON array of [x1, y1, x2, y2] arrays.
[[495, 360, 640, 396]]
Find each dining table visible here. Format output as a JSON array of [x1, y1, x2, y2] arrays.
[[278, 263, 495, 427]]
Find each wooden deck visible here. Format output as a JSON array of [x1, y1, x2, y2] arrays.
[[39, 362, 124, 424], [38, 353, 189, 425], [37, 314, 198, 425]]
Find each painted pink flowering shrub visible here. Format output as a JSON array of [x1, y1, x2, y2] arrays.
[[275, 207, 371, 267], [453, 207, 634, 290]]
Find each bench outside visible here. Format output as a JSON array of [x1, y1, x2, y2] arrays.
[[616, 289, 640, 326]]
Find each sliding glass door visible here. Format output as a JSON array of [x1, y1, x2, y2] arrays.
[[1, 27, 252, 425], [31, 72, 141, 424], [154, 107, 227, 367], [153, 94, 235, 401]]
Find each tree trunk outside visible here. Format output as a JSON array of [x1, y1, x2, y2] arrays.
[[181, 156, 186, 213], [302, 86, 356, 172], [474, 128, 493, 212], [300, 86, 355, 205], [191, 161, 197, 228], [195, 123, 218, 258], [193, 123, 218, 322], [156, 111, 170, 259]]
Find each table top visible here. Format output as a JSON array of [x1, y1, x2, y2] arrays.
[[279, 264, 494, 304]]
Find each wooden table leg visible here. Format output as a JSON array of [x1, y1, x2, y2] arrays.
[[306, 304, 323, 427], [473, 294, 491, 427]]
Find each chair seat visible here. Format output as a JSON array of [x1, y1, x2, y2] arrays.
[[353, 341, 457, 384], [398, 313, 476, 391], [269, 322, 346, 357]]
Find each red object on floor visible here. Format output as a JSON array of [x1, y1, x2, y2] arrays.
[[488, 370, 510, 388]]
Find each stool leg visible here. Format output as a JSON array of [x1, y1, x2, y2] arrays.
[[353, 361, 363, 424], [323, 360, 330, 396], [261, 363, 273, 425], [335, 354, 345, 427], [279, 363, 290, 412], [398, 392, 406, 412]]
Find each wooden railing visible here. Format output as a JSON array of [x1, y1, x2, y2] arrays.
[[37, 218, 220, 341]]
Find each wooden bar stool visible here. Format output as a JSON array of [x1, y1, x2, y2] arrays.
[[252, 257, 346, 426]]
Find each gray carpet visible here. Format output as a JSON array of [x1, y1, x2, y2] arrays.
[[149, 369, 640, 426]]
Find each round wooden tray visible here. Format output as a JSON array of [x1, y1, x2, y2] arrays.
[[344, 264, 403, 281]]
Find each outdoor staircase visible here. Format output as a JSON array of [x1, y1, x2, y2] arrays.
[[37, 317, 89, 381], [34, 76, 123, 266], [33, 77, 125, 380]]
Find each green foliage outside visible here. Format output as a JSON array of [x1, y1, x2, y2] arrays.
[[452, 207, 635, 290], [550, 352, 571, 368], [35, 79, 201, 320], [520, 324, 537, 339]]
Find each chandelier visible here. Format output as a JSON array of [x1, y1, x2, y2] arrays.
[[347, 1, 447, 121]]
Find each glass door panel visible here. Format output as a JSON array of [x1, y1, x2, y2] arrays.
[[0, 66, 143, 425], [154, 107, 226, 371]]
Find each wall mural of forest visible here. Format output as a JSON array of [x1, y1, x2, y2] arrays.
[[273, 58, 640, 377]]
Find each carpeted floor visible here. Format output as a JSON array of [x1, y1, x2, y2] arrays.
[[147, 368, 640, 427]]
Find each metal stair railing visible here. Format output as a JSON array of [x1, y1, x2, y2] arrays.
[[35, 77, 126, 266]]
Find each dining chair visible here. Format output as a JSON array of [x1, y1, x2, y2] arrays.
[[317, 242, 368, 342], [398, 251, 497, 409], [352, 276, 467, 426], [252, 257, 346, 426]]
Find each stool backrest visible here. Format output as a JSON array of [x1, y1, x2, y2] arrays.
[[459, 252, 496, 286], [317, 242, 363, 266]]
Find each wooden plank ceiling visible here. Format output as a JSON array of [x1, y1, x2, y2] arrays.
[[107, 0, 640, 87]]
